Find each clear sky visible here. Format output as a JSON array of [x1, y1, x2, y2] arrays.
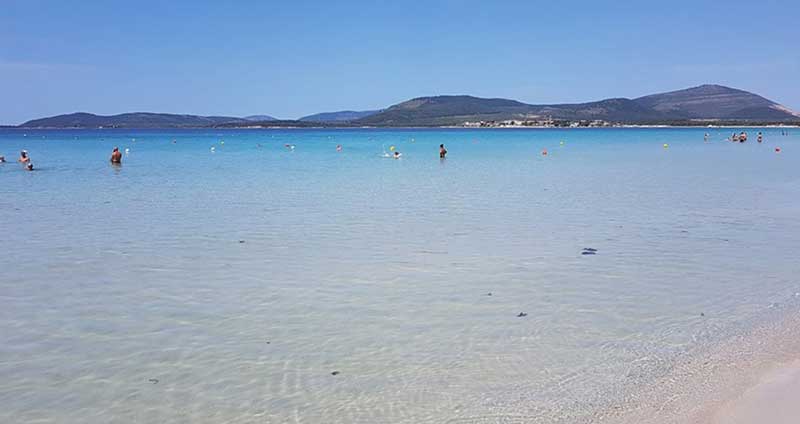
[[2, 0, 798, 124]]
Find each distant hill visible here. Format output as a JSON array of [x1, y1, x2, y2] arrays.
[[214, 119, 356, 128], [16, 85, 799, 128], [355, 95, 670, 126], [525, 98, 672, 123], [356, 85, 799, 126], [355, 96, 534, 126], [20, 112, 248, 128], [299, 110, 380, 122], [243, 114, 277, 121], [634, 84, 799, 120]]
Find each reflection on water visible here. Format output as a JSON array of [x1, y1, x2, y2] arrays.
[[1, 128, 799, 423]]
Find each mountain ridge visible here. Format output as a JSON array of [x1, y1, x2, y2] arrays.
[[356, 85, 798, 126], [299, 110, 380, 122], [243, 115, 277, 121], [16, 85, 799, 128], [19, 112, 250, 128]]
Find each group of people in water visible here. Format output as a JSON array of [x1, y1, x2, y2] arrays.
[[7, 129, 793, 171], [381, 143, 447, 159], [3, 142, 445, 170], [704, 131, 765, 143], [0, 147, 123, 171], [727, 131, 761, 143], [0, 150, 34, 171]]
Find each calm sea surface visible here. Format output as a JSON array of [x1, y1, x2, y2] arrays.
[[1, 128, 799, 423]]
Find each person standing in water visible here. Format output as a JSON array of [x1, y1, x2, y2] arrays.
[[439, 144, 447, 159], [18, 150, 33, 170], [704, 133, 709, 142], [110, 147, 122, 164], [757, 132, 763, 143]]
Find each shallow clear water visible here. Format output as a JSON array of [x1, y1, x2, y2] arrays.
[[1, 128, 799, 423]]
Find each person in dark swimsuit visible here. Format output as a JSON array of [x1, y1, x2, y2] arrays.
[[110, 147, 122, 164], [439, 144, 447, 159]]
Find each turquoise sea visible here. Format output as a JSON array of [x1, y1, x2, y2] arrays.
[[1, 128, 799, 423]]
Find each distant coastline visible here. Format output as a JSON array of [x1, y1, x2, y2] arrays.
[[6, 123, 798, 130], [8, 84, 800, 129]]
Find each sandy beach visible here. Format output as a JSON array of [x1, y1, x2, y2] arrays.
[[712, 360, 800, 424], [600, 305, 800, 424]]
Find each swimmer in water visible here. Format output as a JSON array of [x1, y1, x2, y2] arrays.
[[0, 155, 5, 163], [110, 147, 122, 164], [18, 150, 30, 165], [439, 144, 447, 159], [704, 133, 709, 142], [393, 151, 402, 159], [757, 132, 763, 143]]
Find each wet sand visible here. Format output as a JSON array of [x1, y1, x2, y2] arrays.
[[601, 306, 800, 424], [712, 360, 800, 424]]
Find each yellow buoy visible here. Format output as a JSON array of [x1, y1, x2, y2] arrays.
[[389, 145, 395, 151], [663, 143, 669, 148]]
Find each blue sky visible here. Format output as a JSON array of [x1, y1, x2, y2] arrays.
[[2, 0, 798, 124]]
